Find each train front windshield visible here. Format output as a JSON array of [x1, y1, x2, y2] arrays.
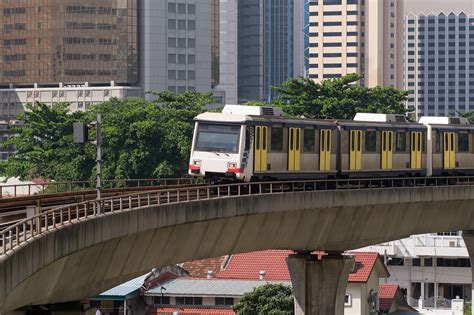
[[195, 123, 241, 154]]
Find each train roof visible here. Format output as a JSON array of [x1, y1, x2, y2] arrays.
[[194, 105, 474, 132]]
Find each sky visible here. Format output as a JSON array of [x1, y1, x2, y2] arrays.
[[404, 0, 474, 15]]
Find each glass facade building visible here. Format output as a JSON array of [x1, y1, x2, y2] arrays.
[[0, 0, 138, 86], [405, 12, 474, 118], [264, 0, 294, 101], [237, 0, 296, 103]]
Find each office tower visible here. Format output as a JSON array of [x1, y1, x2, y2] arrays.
[[308, 0, 404, 88], [139, 0, 212, 96], [0, 0, 141, 117], [0, 0, 138, 86], [216, 1, 304, 104], [405, 0, 474, 117]]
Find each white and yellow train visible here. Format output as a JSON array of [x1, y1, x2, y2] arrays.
[[188, 105, 474, 182]]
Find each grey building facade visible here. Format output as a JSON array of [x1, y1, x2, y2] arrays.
[[404, 0, 474, 118], [139, 0, 212, 96], [405, 12, 474, 118], [232, 0, 304, 103]]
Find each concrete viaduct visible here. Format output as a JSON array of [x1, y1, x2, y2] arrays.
[[1, 179, 474, 314]]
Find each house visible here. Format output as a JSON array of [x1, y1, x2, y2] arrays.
[[144, 250, 417, 315]]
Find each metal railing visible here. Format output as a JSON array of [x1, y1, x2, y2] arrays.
[[1, 176, 474, 257], [0, 177, 199, 199]]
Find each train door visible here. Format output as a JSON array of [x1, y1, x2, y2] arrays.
[[254, 126, 268, 172], [288, 128, 301, 171], [349, 130, 362, 171], [319, 129, 332, 171], [411, 132, 422, 169], [443, 132, 455, 169], [381, 131, 394, 169]]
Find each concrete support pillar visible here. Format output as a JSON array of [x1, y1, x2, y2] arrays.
[[462, 230, 474, 300], [287, 252, 354, 315]]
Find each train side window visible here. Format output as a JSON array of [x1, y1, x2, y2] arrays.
[[458, 133, 469, 152], [395, 132, 406, 152], [270, 127, 283, 152], [303, 129, 315, 152], [365, 131, 377, 152], [435, 131, 441, 152], [245, 127, 251, 151]]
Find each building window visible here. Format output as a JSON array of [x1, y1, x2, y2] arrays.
[[178, 4, 186, 14], [187, 4, 196, 14], [215, 297, 234, 306], [176, 297, 203, 305], [153, 296, 170, 305], [168, 3, 176, 13], [344, 294, 352, 307], [387, 258, 404, 266], [168, 19, 176, 29]]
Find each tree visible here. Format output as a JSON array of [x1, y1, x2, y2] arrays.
[[232, 283, 294, 315], [4, 91, 213, 181], [459, 111, 474, 124], [4, 102, 93, 181], [273, 74, 408, 120]]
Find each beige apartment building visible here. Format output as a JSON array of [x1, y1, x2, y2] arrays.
[[308, 0, 403, 88]]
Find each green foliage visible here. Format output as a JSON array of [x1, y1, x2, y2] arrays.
[[464, 303, 471, 315], [459, 111, 474, 124], [5, 91, 212, 181], [273, 74, 408, 120], [232, 283, 294, 315], [4, 102, 93, 180]]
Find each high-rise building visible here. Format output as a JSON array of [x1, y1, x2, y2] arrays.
[[139, 0, 212, 96], [217, 0, 304, 104], [404, 0, 474, 118], [0, 0, 141, 121], [308, 0, 404, 88], [0, 0, 138, 86]]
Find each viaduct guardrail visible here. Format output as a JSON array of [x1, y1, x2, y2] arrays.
[[1, 176, 474, 257], [0, 177, 199, 199]]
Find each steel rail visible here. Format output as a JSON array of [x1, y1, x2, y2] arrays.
[[0, 177, 199, 199], [0, 176, 473, 257]]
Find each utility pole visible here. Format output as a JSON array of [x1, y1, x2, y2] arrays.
[[95, 113, 102, 208], [73, 113, 103, 213]]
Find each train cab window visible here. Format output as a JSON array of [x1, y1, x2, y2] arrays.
[[270, 127, 284, 152], [195, 123, 241, 153], [303, 129, 315, 152], [458, 133, 469, 152], [395, 132, 407, 152], [365, 131, 377, 152]]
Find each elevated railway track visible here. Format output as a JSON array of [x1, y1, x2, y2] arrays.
[[0, 178, 202, 229]]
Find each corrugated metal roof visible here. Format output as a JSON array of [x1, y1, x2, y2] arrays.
[[145, 278, 290, 297], [98, 273, 149, 297]]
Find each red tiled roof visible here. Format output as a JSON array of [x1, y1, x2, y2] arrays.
[[149, 307, 235, 315], [348, 252, 380, 283], [217, 250, 381, 283], [182, 256, 227, 278], [379, 284, 399, 312], [217, 250, 292, 280]]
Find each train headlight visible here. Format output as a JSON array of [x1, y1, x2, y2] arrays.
[[193, 160, 202, 166], [227, 162, 237, 169]]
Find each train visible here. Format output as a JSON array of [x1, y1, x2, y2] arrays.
[[188, 105, 474, 183]]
